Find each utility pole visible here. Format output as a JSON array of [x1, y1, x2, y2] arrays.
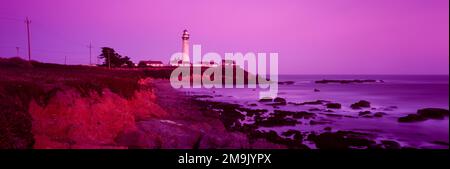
[[16, 47, 20, 57], [25, 17, 31, 61], [87, 42, 93, 65], [108, 50, 111, 69]]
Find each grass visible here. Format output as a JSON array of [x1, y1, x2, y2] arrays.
[[0, 57, 261, 148], [0, 57, 173, 148]]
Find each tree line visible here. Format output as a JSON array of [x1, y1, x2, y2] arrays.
[[98, 47, 134, 68]]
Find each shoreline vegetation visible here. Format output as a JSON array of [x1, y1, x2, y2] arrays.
[[0, 57, 281, 149], [0, 57, 448, 149]]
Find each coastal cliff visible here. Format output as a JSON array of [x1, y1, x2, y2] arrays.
[[0, 57, 282, 149]]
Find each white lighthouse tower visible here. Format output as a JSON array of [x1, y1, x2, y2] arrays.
[[181, 29, 190, 66]]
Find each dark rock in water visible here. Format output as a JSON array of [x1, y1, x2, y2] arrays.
[[398, 114, 426, 123], [303, 100, 329, 105], [258, 97, 273, 102], [324, 127, 332, 131], [351, 100, 371, 109], [373, 112, 386, 117], [289, 100, 330, 106], [249, 130, 308, 149], [309, 120, 330, 125], [191, 95, 214, 99], [272, 110, 316, 119], [293, 133, 303, 141], [309, 132, 346, 149], [238, 123, 258, 133], [307, 132, 317, 141], [398, 108, 449, 122], [345, 137, 376, 147], [315, 79, 378, 84], [432, 141, 449, 146], [256, 117, 298, 127], [273, 110, 294, 118], [310, 131, 375, 149], [314, 88, 320, 92], [254, 115, 264, 123], [238, 108, 268, 117], [278, 81, 295, 85], [324, 113, 343, 118], [369, 144, 384, 149], [256, 110, 312, 127], [281, 129, 301, 137], [359, 111, 372, 116], [273, 97, 287, 104], [200, 101, 245, 130], [248, 103, 258, 107], [288, 102, 300, 106], [267, 97, 287, 106], [293, 111, 316, 119], [325, 109, 334, 112], [417, 108, 449, 119], [326, 103, 341, 109], [380, 106, 398, 111], [381, 140, 401, 149]]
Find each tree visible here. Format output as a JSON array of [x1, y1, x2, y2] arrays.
[[98, 47, 134, 68]]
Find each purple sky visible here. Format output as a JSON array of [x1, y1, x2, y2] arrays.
[[0, 0, 448, 74]]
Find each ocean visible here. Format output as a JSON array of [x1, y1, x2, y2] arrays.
[[180, 75, 449, 149]]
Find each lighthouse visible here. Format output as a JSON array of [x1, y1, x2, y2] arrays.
[[181, 29, 190, 66]]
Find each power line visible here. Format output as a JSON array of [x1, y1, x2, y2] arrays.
[[16, 47, 20, 57], [88, 42, 93, 65], [33, 48, 85, 54], [0, 16, 22, 22], [32, 21, 87, 48]]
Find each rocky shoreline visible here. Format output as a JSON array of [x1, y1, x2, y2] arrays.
[[188, 93, 449, 149], [132, 79, 286, 149]]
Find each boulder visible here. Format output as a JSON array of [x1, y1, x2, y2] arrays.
[[326, 103, 341, 109], [398, 108, 449, 123], [310, 131, 375, 149], [398, 114, 426, 123], [256, 117, 298, 127], [358, 111, 372, 116], [273, 97, 287, 104], [258, 97, 273, 102], [309, 120, 330, 125], [417, 108, 449, 119], [381, 140, 401, 149], [373, 112, 386, 117], [281, 129, 301, 138], [292, 111, 316, 119], [250, 130, 308, 149], [351, 100, 371, 109]]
